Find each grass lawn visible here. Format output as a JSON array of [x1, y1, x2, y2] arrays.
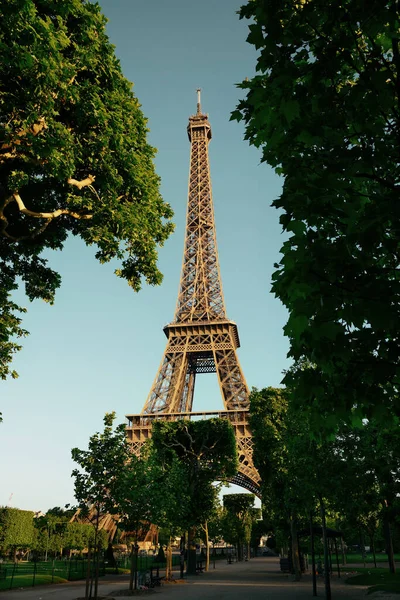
[[345, 553, 400, 564], [346, 567, 400, 595], [0, 574, 67, 591]]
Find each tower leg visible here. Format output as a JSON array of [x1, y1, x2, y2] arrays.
[[143, 348, 190, 414], [181, 370, 196, 413], [213, 348, 248, 411]]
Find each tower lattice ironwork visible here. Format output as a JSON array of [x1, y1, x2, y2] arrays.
[[126, 92, 260, 496]]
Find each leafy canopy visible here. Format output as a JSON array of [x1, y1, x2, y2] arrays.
[[0, 507, 35, 550], [222, 493, 256, 549], [71, 411, 129, 514], [234, 0, 400, 429], [151, 418, 239, 529], [0, 0, 174, 379]]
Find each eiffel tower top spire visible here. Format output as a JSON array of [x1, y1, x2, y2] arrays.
[[174, 91, 226, 324], [196, 88, 202, 115]]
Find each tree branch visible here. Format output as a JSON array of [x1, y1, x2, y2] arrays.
[[67, 175, 96, 190], [13, 192, 93, 220], [0, 187, 93, 241]]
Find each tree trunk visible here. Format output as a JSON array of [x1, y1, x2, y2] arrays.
[[310, 513, 317, 597], [85, 546, 91, 600], [45, 528, 49, 562], [360, 530, 366, 567], [237, 540, 242, 562], [90, 509, 100, 600], [341, 536, 346, 566], [186, 528, 197, 575], [129, 545, 135, 591], [289, 516, 301, 581], [134, 543, 139, 590], [204, 522, 210, 571], [319, 495, 331, 600], [370, 535, 377, 569], [334, 537, 340, 578], [165, 538, 173, 581], [94, 543, 100, 600], [383, 511, 396, 574]]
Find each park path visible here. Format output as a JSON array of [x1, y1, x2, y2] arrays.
[[0, 556, 380, 600], [158, 557, 367, 599]]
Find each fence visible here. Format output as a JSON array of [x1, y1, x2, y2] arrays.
[[0, 559, 106, 591], [0, 555, 181, 591], [116, 554, 181, 571]]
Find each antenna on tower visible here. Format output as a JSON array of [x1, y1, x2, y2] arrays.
[[196, 88, 201, 114]]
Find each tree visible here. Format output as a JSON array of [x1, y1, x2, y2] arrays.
[[234, 0, 400, 431], [34, 512, 63, 560], [149, 450, 191, 580], [0, 0, 174, 379], [332, 420, 400, 573], [249, 387, 323, 583], [151, 418, 238, 574], [111, 448, 183, 589], [33, 514, 100, 560], [250, 513, 268, 556], [197, 485, 222, 571], [113, 453, 153, 590], [222, 494, 256, 561], [249, 385, 397, 595], [206, 500, 225, 551], [0, 507, 35, 560], [63, 522, 105, 557], [71, 412, 129, 600]]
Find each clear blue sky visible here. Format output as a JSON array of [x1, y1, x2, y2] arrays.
[[1, 0, 289, 511]]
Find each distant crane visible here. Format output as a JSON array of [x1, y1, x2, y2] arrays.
[[7, 492, 13, 506]]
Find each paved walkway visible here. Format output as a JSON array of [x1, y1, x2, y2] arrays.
[[0, 557, 390, 600]]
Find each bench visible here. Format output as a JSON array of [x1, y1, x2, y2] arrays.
[[280, 557, 291, 572], [149, 566, 163, 586]]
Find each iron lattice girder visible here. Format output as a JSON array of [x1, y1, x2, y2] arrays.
[[143, 320, 249, 414], [174, 114, 225, 324], [129, 103, 260, 497]]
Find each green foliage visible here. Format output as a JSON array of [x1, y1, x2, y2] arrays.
[[151, 418, 238, 531], [222, 493, 256, 549], [46, 506, 77, 519], [223, 494, 255, 518], [34, 517, 106, 555], [201, 495, 224, 547], [249, 384, 400, 575], [0, 507, 35, 551], [249, 387, 295, 518], [71, 412, 131, 597], [148, 449, 190, 538], [113, 452, 155, 542], [71, 411, 129, 513], [0, 0, 174, 379], [331, 419, 400, 559], [152, 418, 238, 478], [235, 0, 400, 429]]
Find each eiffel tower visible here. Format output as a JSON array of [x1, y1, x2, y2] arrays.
[[126, 91, 260, 497]]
